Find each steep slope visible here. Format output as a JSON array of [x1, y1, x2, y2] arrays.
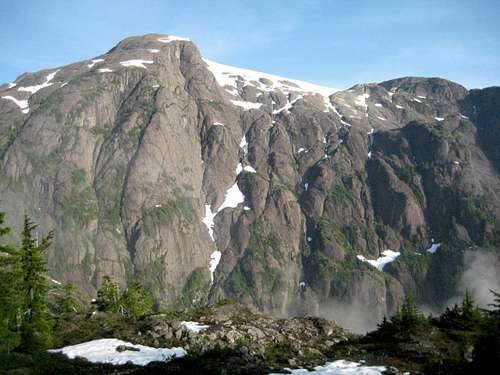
[[1, 34, 499, 327]]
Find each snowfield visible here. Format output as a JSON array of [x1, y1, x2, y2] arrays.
[[269, 360, 386, 374], [48, 338, 186, 366]]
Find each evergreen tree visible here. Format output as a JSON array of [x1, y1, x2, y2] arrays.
[[472, 289, 500, 370], [96, 276, 122, 313], [54, 282, 85, 315], [0, 211, 21, 352], [18, 215, 54, 351], [121, 281, 154, 318]]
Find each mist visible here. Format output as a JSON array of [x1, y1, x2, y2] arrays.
[[317, 300, 382, 334], [445, 250, 500, 309]]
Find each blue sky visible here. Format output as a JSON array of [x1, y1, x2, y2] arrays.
[[1, 0, 499, 89]]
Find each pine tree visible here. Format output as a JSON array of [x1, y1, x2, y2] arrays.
[[121, 281, 154, 318], [56, 282, 85, 315], [96, 276, 122, 313], [18, 215, 54, 351], [0, 211, 21, 352]]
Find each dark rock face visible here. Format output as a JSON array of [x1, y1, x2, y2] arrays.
[[1, 34, 499, 325]]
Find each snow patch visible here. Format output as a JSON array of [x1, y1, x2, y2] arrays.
[[243, 165, 256, 173], [412, 97, 422, 103], [181, 321, 209, 333], [426, 242, 441, 254], [231, 100, 262, 110], [98, 68, 113, 73], [355, 93, 370, 108], [239, 135, 249, 155], [304, 182, 309, 191], [87, 59, 104, 68], [269, 360, 386, 375], [1, 95, 29, 113], [273, 95, 303, 115], [18, 70, 59, 94], [217, 183, 245, 212], [158, 35, 190, 43], [48, 338, 186, 366], [120, 59, 154, 69], [357, 250, 400, 271], [209, 250, 221, 283], [367, 151, 372, 159], [202, 204, 216, 241], [377, 116, 387, 121], [298, 147, 306, 154], [374, 103, 383, 107], [435, 117, 444, 121], [213, 122, 224, 126], [148, 49, 160, 53], [8, 83, 16, 89], [395, 104, 404, 109]]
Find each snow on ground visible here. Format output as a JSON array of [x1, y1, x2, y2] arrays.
[[120, 59, 154, 68], [304, 182, 309, 191], [8, 83, 16, 88], [460, 114, 469, 119], [217, 182, 245, 212], [243, 165, 256, 173], [87, 58, 105, 68], [48, 338, 186, 366], [236, 163, 243, 175], [236, 162, 257, 175], [357, 250, 400, 271], [374, 103, 383, 107], [377, 116, 387, 121], [426, 242, 441, 254], [98, 68, 113, 73], [367, 151, 372, 159], [204, 59, 338, 99], [209, 250, 221, 283], [367, 128, 374, 135], [273, 95, 303, 115], [202, 204, 216, 241], [158, 35, 190, 43], [435, 117, 444, 121], [395, 104, 404, 109], [355, 93, 370, 108], [1, 95, 29, 113], [148, 49, 160, 53], [417, 95, 427, 99], [412, 97, 422, 103], [51, 279, 62, 285], [340, 119, 352, 127], [231, 100, 263, 110], [181, 321, 210, 333], [213, 122, 224, 126], [18, 70, 59, 95], [298, 147, 306, 154], [240, 135, 248, 155], [243, 206, 251, 211], [269, 360, 386, 374]]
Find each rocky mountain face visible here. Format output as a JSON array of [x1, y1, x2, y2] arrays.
[[1, 34, 499, 329]]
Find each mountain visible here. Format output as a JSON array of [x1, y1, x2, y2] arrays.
[[1, 33, 499, 331]]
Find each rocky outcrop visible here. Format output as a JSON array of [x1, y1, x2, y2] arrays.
[[1, 34, 499, 326]]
